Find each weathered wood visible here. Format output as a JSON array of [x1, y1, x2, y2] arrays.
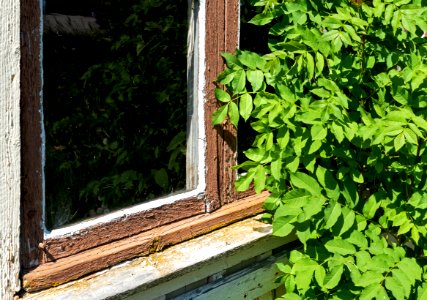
[[0, 0, 21, 298], [20, 0, 44, 271], [43, 197, 205, 261], [20, 0, 244, 292], [219, 0, 239, 206], [204, 0, 239, 211], [23, 215, 295, 300], [44, 14, 99, 35], [175, 252, 288, 299], [23, 192, 268, 292]]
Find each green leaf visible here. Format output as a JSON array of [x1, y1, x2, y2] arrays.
[[239, 93, 253, 121], [315, 52, 324, 76], [397, 258, 422, 281], [356, 251, 372, 272], [360, 284, 386, 300], [316, 166, 340, 200], [417, 283, 427, 300], [215, 88, 231, 103], [228, 101, 239, 127], [254, 165, 266, 193], [238, 51, 263, 70], [276, 262, 292, 274], [324, 201, 342, 229], [244, 148, 267, 162], [212, 104, 228, 125], [270, 159, 282, 181], [249, 11, 274, 25], [290, 172, 322, 195], [282, 189, 312, 209], [235, 169, 255, 192], [346, 230, 368, 249], [247, 70, 264, 92], [355, 271, 384, 287], [394, 132, 406, 151], [273, 216, 296, 237], [391, 269, 412, 298], [294, 259, 317, 290], [369, 253, 395, 273], [323, 265, 344, 290], [315, 265, 326, 287], [331, 122, 345, 143], [311, 124, 327, 140], [221, 52, 240, 69], [342, 177, 359, 208], [363, 194, 381, 219], [153, 168, 168, 189], [263, 194, 281, 211], [231, 69, 246, 93], [306, 52, 315, 80], [284, 156, 298, 174], [308, 139, 322, 155], [385, 276, 405, 300], [339, 207, 356, 236], [283, 293, 302, 300], [325, 239, 357, 256]]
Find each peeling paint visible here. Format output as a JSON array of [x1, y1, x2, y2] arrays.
[[0, 0, 21, 298], [23, 217, 295, 299]]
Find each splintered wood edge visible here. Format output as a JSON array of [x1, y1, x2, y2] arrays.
[[22, 192, 269, 292]]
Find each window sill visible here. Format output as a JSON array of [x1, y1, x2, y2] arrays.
[[22, 192, 281, 293], [23, 212, 296, 299]]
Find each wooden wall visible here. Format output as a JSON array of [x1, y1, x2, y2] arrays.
[[0, 0, 21, 298]]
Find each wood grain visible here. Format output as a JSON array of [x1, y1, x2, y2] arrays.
[[23, 192, 268, 292], [43, 197, 205, 261], [204, 0, 239, 211], [0, 0, 21, 298], [20, 0, 44, 272]]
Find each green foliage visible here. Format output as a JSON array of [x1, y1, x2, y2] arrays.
[[215, 0, 427, 298], [44, 0, 187, 228]]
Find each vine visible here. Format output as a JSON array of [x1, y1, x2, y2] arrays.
[[214, 0, 427, 298]]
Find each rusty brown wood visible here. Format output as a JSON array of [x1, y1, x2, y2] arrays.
[[220, 0, 239, 206], [43, 197, 205, 261], [204, 0, 239, 211], [20, 0, 44, 271], [23, 192, 268, 292]]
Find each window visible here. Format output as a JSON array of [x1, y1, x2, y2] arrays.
[[43, 0, 193, 229], [20, 0, 266, 292]]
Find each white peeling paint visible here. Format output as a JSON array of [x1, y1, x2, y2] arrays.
[[24, 217, 296, 300], [0, 0, 21, 298], [196, 0, 207, 196]]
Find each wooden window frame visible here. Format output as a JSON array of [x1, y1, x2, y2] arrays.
[[20, 0, 264, 293]]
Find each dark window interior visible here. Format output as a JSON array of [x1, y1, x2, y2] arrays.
[[43, 0, 188, 229]]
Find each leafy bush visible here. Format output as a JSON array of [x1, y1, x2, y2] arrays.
[[214, 0, 427, 298]]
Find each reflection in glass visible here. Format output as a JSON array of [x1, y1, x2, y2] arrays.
[[43, 0, 189, 229]]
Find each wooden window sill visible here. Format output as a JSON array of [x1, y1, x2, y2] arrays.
[[22, 192, 276, 293], [23, 206, 296, 299]]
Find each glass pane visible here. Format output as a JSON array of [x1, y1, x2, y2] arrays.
[[43, 0, 190, 229]]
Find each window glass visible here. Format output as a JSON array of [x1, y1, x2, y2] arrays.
[[43, 0, 189, 229]]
